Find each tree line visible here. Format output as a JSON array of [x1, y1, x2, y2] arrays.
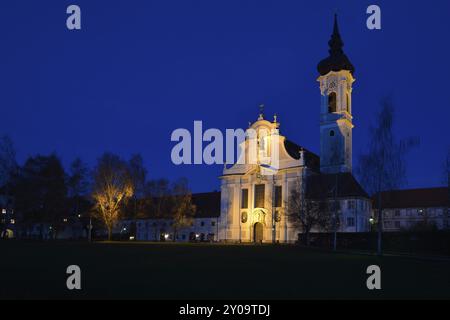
[[0, 144, 195, 240]]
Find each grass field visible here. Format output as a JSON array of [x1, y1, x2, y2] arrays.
[[1, 241, 449, 300]]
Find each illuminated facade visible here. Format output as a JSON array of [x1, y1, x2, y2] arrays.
[[217, 15, 371, 243], [217, 111, 319, 243]]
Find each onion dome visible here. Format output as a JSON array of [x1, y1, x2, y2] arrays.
[[317, 14, 355, 76]]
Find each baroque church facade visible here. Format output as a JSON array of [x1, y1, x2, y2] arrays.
[[217, 15, 371, 243]]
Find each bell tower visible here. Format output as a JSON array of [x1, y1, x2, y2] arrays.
[[317, 14, 355, 174]]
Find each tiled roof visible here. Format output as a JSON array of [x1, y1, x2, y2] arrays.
[[306, 172, 369, 199], [192, 192, 221, 218], [284, 139, 320, 171], [372, 187, 449, 209], [317, 14, 355, 76]]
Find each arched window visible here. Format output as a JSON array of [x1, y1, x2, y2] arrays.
[[328, 92, 337, 113], [330, 130, 335, 137]]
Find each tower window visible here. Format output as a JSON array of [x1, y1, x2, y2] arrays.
[[330, 130, 335, 137], [328, 92, 337, 113], [346, 93, 350, 113]]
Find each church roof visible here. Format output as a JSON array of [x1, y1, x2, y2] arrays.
[[317, 14, 355, 76], [306, 172, 369, 200], [191, 191, 221, 218], [372, 187, 449, 209], [284, 139, 320, 171]]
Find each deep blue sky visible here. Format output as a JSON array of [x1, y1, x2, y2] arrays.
[[1, 0, 449, 192]]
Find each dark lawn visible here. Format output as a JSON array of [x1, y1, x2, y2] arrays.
[[1, 241, 449, 300]]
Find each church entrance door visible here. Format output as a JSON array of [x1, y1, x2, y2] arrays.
[[254, 222, 264, 243]]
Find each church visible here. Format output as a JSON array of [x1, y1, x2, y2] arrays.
[[217, 15, 371, 243], [123, 16, 372, 243]]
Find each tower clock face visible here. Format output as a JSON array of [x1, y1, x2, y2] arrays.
[[328, 81, 336, 90]]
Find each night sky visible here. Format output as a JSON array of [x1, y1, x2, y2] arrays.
[[1, 0, 449, 192]]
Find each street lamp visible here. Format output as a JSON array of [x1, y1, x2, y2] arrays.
[[369, 217, 375, 232]]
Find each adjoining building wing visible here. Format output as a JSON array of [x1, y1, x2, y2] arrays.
[[372, 187, 449, 231]]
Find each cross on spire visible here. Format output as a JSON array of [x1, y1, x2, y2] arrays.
[[329, 13, 343, 56]]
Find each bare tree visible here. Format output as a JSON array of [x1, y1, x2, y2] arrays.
[[356, 97, 418, 255], [170, 178, 195, 242], [147, 178, 171, 217], [445, 148, 450, 220], [444, 148, 450, 187], [0, 135, 17, 235], [68, 158, 90, 216], [286, 177, 329, 246], [0, 135, 17, 188], [146, 179, 172, 240], [127, 154, 147, 219], [92, 153, 133, 241]]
